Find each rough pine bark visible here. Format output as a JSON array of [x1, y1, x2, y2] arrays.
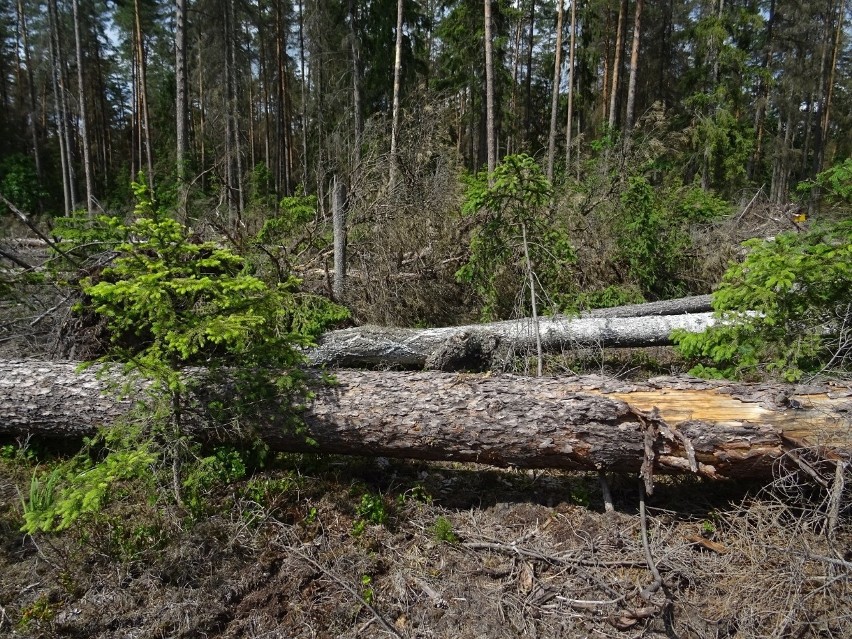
[[2, 361, 850, 480]]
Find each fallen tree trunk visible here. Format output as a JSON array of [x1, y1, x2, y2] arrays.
[[307, 312, 718, 369], [581, 294, 712, 318], [2, 360, 850, 480]]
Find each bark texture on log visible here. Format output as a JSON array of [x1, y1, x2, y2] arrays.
[[2, 360, 850, 480], [582, 294, 712, 318], [307, 312, 718, 369]]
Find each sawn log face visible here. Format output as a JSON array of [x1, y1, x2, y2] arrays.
[[2, 360, 850, 479]]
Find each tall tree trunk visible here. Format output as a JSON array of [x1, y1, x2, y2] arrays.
[[71, 0, 94, 215], [484, 0, 497, 175], [4, 361, 851, 480], [229, 0, 245, 215], [347, 0, 363, 170], [47, 0, 73, 214], [197, 37, 207, 192], [298, 0, 309, 193], [223, 15, 236, 224], [816, 0, 845, 175], [16, 0, 41, 180], [258, 9, 271, 176], [748, 0, 775, 181], [524, 0, 536, 145], [282, 53, 294, 196], [247, 36, 257, 172], [508, 5, 523, 155], [656, 0, 673, 104], [274, 0, 285, 194], [624, 0, 643, 132], [175, 0, 188, 191], [130, 54, 138, 182], [332, 174, 347, 301], [601, 9, 611, 124], [564, 0, 577, 169], [546, 0, 565, 182], [607, 0, 627, 131], [134, 0, 154, 194], [91, 38, 112, 191], [389, 0, 404, 189]]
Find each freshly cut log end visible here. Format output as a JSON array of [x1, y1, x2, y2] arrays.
[[1, 360, 850, 481]]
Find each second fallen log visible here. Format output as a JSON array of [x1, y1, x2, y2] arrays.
[[307, 312, 719, 369]]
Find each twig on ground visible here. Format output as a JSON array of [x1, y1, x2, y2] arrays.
[[825, 460, 846, 549], [638, 483, 663, 601], [598, 472, 615, 513], [784, 449, 830, 488]]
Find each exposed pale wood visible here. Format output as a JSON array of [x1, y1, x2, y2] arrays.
[[1, 360, 850, 480]]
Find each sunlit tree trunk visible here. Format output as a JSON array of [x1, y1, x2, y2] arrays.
[[47, 0, 74, 213], [624, 0, 643, 131], [273, 0, 293, 195], [546, 0, 564, 182], [71, 0, 94, 214], [91, 38, 113, 191], [815, 0, 845, 175], [223, 1, 237, 223], [508, 3, 523, 155], [607, 0, 627, 131], [257, 8, 271, 175], [389, 0, 404, 189], [564, 0, 577, 168], [247, 35, 257, 172], [485, 0, 496, 175], [348, 0, 362, 169], [332, 174, 346, 301], [175, 0, 188, 192], [16, 0, 41, 180], [524, 0, 535, 145], [134, 0, 154, 193], [227, 0, 244, 215], [298, 0, 308, 193], [196, 36, 207, 192]]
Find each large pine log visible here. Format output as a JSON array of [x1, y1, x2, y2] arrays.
[[307, 312, 718, 369], [2, 360, 850, 480]]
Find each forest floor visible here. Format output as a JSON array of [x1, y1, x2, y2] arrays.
[[1, 445, 850, 638]]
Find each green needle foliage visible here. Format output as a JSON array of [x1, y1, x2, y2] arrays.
[[22, 181, 348, 533], [456, 154, 575, 318], [674, 219, 852, 381], [675, 160, 852, 381]]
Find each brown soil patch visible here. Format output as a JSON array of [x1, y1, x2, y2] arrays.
[[1, 454, 849, 638]]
